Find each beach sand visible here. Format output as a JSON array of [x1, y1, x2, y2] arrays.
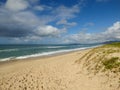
[[0, 48, 119, 90]]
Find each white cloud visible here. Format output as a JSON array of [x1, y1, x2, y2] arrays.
[[54, 4, 80, 29], [56, 19, 77, 27], [5, 0, 29, 11], [34, 25, 62, 37], [33, 6, 44, 11], [103, 21, 120, 39], [0, 0, 82, 43], [33, 5, 52, 11], [13, 11, 40, 26], [0, 1, 80, 37], [13, 25, 66, 43], [62, 21, 120, 44], [53, 4, 80, 20]]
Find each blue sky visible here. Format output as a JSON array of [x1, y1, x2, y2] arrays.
[[0, 0, 120, 44]]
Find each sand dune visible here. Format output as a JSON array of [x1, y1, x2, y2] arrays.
[[0, 43, 120, 90]]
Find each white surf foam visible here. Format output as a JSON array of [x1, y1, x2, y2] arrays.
[[0, 49, 19, 52], [46, 46, 66, 48]]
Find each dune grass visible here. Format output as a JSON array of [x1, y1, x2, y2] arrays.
[[103, 42, 120, 48], [76, 42, 120, 88], [102, 57, 120, 70], [76, 42, 120, 73]]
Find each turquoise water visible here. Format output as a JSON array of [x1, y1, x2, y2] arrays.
[[0, 44, 100, 61]]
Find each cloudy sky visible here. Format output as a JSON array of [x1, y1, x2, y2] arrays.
[[0, 0, 120, 44]]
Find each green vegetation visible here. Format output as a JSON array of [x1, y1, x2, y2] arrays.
[[104, 42, 120, 48], [102, 57, 120, 70], [76, 42, 120, 72]]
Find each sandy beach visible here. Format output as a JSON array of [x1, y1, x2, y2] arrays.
[[0, 44, 120, 90]]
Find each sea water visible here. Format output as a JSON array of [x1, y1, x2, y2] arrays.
[[0, 44, 101, 61]]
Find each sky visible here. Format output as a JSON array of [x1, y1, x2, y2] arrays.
[[0, 0, 120, 44]]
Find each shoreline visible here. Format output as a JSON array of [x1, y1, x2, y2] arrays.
[[0, 48, 91, 66], [0, 45, 101, 64]]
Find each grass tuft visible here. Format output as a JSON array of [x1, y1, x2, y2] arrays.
[[102, 57, 120, 70]]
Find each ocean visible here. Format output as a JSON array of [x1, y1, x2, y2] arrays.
[[0, 44, 101, 61]]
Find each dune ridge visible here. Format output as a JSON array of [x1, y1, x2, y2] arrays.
[[76, 42, 120, 89]]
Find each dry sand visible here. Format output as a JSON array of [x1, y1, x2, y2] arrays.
[[0, 49, 118, 90]]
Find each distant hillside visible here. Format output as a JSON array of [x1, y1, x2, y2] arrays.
[[76, 42, 120, 89], [102, 41, 120, 44]]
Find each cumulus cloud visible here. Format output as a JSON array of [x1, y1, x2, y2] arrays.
[[34, 25, 64, 37], [0, 24, 31, 37], [5, 0, 29, 11], [0, 0, 83, 43], [62, 21, 120, 44], [0, 0, 79, 40], [103, 21, 120, 40]]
